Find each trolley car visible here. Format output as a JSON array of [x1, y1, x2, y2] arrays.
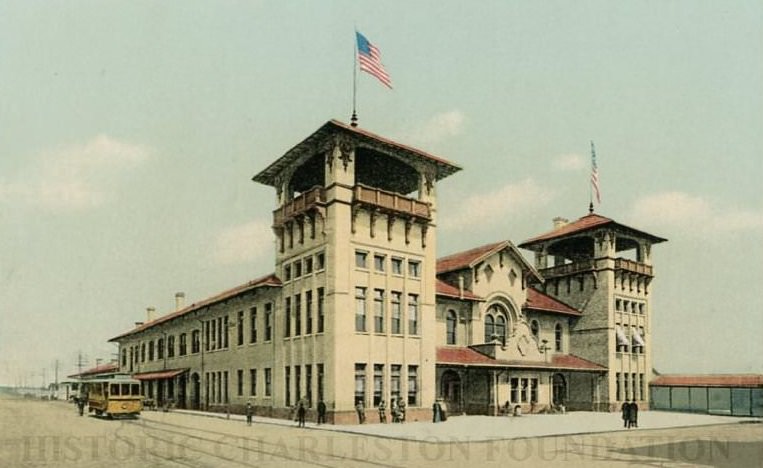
[[86, 376, 143, 418]]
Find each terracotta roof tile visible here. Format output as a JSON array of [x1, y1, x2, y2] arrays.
[[436, 241, 508, 274], [435, 279, 483, 301], [436, 347, 606, 371], [519, 213, 666, 249], [524, 288, 581, 316], [651, 374, 763, 388], [109, 273, 282, 342]]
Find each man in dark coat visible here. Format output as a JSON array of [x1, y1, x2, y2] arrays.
[[621, 400, 631, 428], [297, 401, 306, 427], [629, 400, 639, 428], [316, 400, 327, 425], [245, 401, 253, 426]]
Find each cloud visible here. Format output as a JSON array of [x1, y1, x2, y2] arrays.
[[441, 178, 555, 232], [403, 110, 465, 145], [552, 153, 586, 171], [628, 191, 763, 234], [212, 220, 273, 265], [0, 135, 151, 211]]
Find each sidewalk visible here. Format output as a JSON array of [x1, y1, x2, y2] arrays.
[[166, 408, 760, 443]]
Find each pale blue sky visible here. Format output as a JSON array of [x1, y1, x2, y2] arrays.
[[0, 1, 761, 385]]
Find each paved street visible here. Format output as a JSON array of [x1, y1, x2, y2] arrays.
[[1, 397, 761, 467]]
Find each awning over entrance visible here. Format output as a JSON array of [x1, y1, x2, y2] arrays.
[[133, 368, 188, 381], [437, 347, 607, 372]]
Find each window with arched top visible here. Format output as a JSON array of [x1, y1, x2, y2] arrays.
[[555, 323, 563, 351], [446, 310, 457, 345], [530, 320, 540, 339], [484, 315, 495, 343], [495, 315, 506, 344]]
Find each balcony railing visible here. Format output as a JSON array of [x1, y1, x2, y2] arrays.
[[539, 259, 595, 278], [273, 187, 326, 226], [539, 257, 653, 278], [614, 258, 653, 276], [353, 184, 431, 219]]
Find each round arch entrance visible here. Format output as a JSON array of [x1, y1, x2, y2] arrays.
[[552, 373, 567, 406], [440, 370, 462, 414]]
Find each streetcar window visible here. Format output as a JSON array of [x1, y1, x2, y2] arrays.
[[111, 384, 120, 395], [131, 384, 140, 395], [121, 384, 131, 395]]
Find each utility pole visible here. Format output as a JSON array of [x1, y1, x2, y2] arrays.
[[54, 360, 59, 386], [76, 351, 87, 376]]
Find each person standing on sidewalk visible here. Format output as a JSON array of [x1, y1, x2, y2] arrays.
[[316, 399, 327, 425], [297, 402, 306, 428], [378, 399, 387, 423], [245, 401, 253, 426]]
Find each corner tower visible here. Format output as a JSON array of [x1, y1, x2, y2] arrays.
[[253, 120, 460, 422], [519, 213, 666, 411]]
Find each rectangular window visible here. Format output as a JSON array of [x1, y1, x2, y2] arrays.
[[121, 349, 127, 367], [616, 299, 622, 311], [408, 260, 420, 278], [211, 318, 216, 349], [304, 256, 313, 275], [305, 365, 312, 406], [317, 288, 325, 333], [250, 307, 257, 343], [639, 304, 645, 315], [530, 378, 538, 403], [354, 363, 366, 405], [624, 372, 630, 400], [157, 338, 164, 359], [284, 297, 291, 337], [192, 330, 200, 354], [295, 365, 301, 402], [284, 264, 291, 281], [316, 252, 325, 271], [265, 303, 272, 341], [355, 287, 367, 332], [205, 322, 210, 351], [391, 257, 403, 275], [510, 378, 519, 402], [141, 343, 145, 362], [373, 364, 384, 407], [616, 372, 622, 401], [237, 310, 244, 346], [305, 290, 313, 334], [250, 369, 257, 396], [373, 289, 385, 333], [285, 367, 291, 406], [167, 336, 175, 358], [631, 373, 637, 400], [639, 373, 645, 401], [408, 294, 419, 335], [237, 369, 243, 396], [355, 250, 368, 268], [179, 334, 187, 356], [520, 378, 528, 403], [317, 363, 325, 402], [407, 365, 418, 406], [223, 316, 229, 348], [223, 371, 229, 404], [265, 368, 272, 397], [148, 341, 155, 361], [294, 293, 301, 336], [391, 292, 402, 334], [294, 260, 302, 278], [374, 254, 386, 272], [390, 364, 401, 401]]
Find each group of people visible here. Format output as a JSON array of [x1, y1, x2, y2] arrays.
[[246, 398, 327, 427], [620, 400, 639, 428]]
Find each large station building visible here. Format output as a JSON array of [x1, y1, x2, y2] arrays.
[[109, 120, 666, 423]]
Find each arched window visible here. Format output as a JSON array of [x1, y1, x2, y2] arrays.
[[446, 310, 457, 345], [495, 315, 507, 345], [530, 320, 540, 339], [555, 323, 563, 351], [484, 315, 495, 343]]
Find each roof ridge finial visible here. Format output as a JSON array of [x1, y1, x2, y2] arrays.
[[350, 111, 358, 127], [589, 201, 594, 214]]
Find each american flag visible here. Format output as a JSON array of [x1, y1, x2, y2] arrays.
[[356, 31, 392, 89], [591, 141, 601, 204]]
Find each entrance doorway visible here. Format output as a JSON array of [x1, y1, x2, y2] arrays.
[[440, 370, 462, 414], [177, 374, 187, 409], [552, 373, 567, 406], [191, 373, 201, 410]]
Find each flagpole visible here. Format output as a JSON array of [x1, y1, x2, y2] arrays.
[[351, 29, 358, 127], [589, 141, 595, 214]]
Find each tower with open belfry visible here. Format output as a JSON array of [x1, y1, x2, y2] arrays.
[[519, 213, 667, 410]]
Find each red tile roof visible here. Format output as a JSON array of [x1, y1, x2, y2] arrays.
[[67, 362, 119, 379], [651, 374, 763, 388], [109, 273, 282, 342], [437, 241, 507, 274], [519, 213, 667, 249], [435, 279, 483, 301], [436, 347, 606, 371], [253, 119, 461, 187], [133, 368, 188, 381], [524, 288, 581, 316]]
